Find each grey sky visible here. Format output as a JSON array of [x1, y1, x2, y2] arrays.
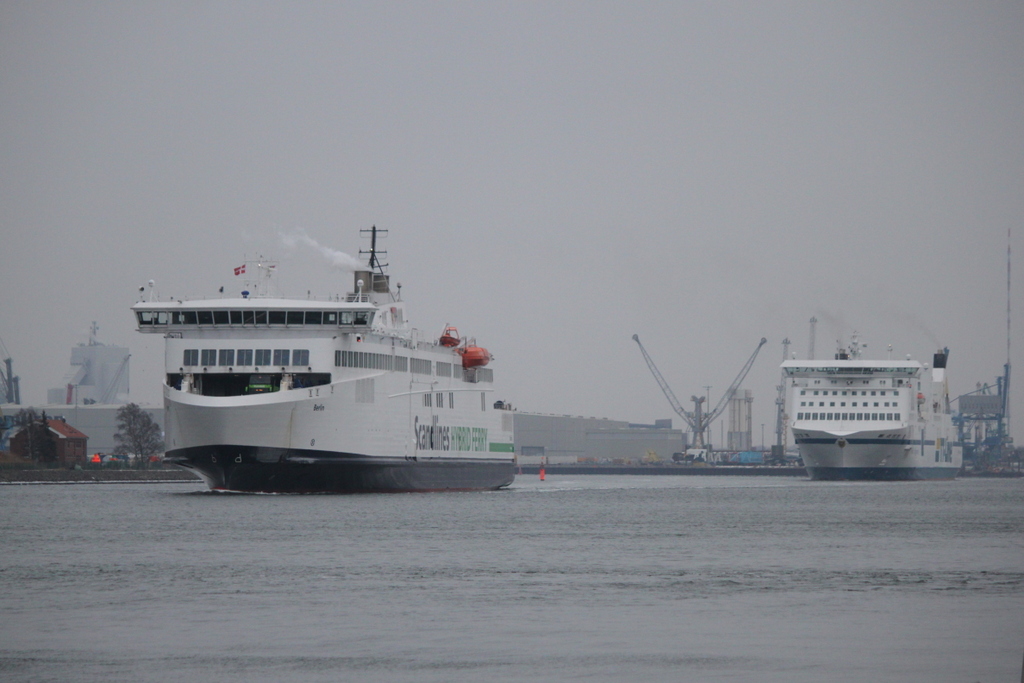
[[2, 2, 1022, 444]]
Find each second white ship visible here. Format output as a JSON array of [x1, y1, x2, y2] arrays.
[[783, 335, 962, 480]]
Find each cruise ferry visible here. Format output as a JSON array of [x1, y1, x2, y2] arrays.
[[132, 228, 515, 492], [783, 335, 961, 480]]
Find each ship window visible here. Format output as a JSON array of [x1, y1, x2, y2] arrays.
[[218, 349, 234, 366], [871, 390, 877, 396], [354, 312, 370, 325], [895, 413, 901, 420], [871, 413, 878, 420], [183, 311, 198, 325], [286, 311, 303, 325], [230, 310, 243, 324], [153, 311, 168, 325], [800, 390, 805, 395], [819, 402, 824, 407], [213, 310, 229, 325], [183, 349, 199, 366], [886, 413, 893, 420], [840, 402, 846, 407], [340, 312, 354, 324], [305, 311, 322, 325], [410, 358, 432, 375], [273, 349, 290, 366], [293, 350, 310, 366], [335, 350, 341, 366], [436, 393, 444, 408], [394, 356, 408, 372], [800, 402, 805, 407], [880, 391, 886, 396], [893, 390, 899, 396], [237, 349, 253, 365], [200, 349, 217, 366], [197, 311, 214, 325], [449, 392, 454, 408], [423, 393, 431, 407], [255, 349, 271, 365], [813, 391, 819, 395], [873, 402, 878, 407], [137, 311, 154, 326], [254, 311, 267, 325], [269, 311, 286, 325], [321, 311, 337, 325], [481, 392, 486, 411], [857, 413, 863, 420], [830, 402, 835, 407], [436, 362, 452, 378]]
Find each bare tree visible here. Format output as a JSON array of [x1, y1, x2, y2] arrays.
[[24, 410, 57, 464], [113, 404, 164, 467]]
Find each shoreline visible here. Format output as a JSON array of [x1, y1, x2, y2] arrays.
[[0, 468, 202, 485]]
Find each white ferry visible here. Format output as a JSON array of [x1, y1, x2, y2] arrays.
[[132, 228, 515, 492], [782, 335, 961, 480]]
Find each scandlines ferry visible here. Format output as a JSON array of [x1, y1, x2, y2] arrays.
[[783, 335, 961, 480], [132, 227, 515, 493]]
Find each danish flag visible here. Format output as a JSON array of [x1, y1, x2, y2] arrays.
[[234, 264, 246, 276]]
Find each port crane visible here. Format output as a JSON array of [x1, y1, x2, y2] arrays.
[[632, 334, 767, 450]]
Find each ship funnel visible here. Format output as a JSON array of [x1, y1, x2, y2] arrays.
[[353, 270, 390, 296]]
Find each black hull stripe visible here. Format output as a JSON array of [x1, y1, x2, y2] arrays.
[[165, 445, 515, 493], [806, 466, 960, 481], [797, 438, 940, 446]]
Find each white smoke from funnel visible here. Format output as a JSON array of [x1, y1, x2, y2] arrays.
[[280, 231, 364, 271]]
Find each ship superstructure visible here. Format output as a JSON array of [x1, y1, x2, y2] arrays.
[[132, 228, 514, 492], [783, 335, 961, 480]]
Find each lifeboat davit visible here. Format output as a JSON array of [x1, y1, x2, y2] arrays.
[[439, 325, 460, 348], [458, 345, 491, 368]]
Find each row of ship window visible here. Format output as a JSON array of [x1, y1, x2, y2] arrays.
[[797, 412, 902, 421], [184, 349, 311, 367], [800, 401, 897, 408], [181, 348, 494, 382], [336, 350, 493, 381], [424, 392, 455, 408], [139, 310, 373, 327], [800, 389, 898, 396]]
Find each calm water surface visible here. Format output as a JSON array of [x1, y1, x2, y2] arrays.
[[1, 475, 1021, 682]]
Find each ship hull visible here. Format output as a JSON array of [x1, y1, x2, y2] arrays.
[[166, 445, 515, 493], [796, 432, 960, 481]]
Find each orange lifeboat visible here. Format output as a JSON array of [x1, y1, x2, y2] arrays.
[[458, 345, 491, 368], [439, 325, 460, 348]]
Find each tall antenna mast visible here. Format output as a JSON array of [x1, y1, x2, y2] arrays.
[[1007, 227, 1011, 438], [360, 225, 389, 275]]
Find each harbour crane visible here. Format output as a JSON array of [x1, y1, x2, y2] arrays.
[[632, 334, 767, 450]]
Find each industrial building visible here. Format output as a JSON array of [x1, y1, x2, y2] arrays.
[[513, 412, 686, 465]]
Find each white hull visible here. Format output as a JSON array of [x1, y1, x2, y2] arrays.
[[795, 426, 960, 480]]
